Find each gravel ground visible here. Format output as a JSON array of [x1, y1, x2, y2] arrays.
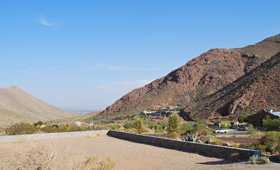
[[1, 135, 279, 170]]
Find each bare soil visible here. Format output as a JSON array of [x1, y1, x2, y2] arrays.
[[1, 135, 276, 170]]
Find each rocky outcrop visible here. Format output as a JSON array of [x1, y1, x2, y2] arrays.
[[99, 34, 280, 118], [182, 52, 280, 120]]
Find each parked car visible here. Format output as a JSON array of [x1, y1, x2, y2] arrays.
[[237, 126, 248, 131], [213, 128, 228, 134]]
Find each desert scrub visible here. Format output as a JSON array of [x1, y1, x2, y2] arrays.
[[5, 122, 37, 135], [210, 139, 220, 145], [109, 123, 120, 130], [180, 123, 194, 135], [134, 117, 145, 134], [249, 155, 270, 164], [123, 122, 135, 129], [194, 120, 212, 136], [263, 116, 280, 131], [260, 131, 280, 154], [0, 143, 115, 170], [167, 114, 181, 139], [247, 124, 257, 134]]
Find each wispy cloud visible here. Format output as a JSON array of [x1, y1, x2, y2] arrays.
[[39, 16, 54, 26], [84, 64, 159, 72], [27, 66, 65, 70], [98, 79, 154, 94]]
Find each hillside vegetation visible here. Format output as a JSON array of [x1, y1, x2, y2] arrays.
[[0, 108, 34, 130]]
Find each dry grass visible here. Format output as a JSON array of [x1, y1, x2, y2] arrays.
[[0, 140, 115, 170]]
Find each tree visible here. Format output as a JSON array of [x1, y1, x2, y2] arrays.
[[134, 118, 145, 134], [194, 120, 210, 136], [238, 115, 248, 123], [167, 114, 181, 139], [180, 123, 193, 135]]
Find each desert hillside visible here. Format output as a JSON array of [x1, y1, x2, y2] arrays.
[[0, 86, 77, 121], [99, 34, 280, 117], [181, 52, 280, 120], [0, 108, 34, 130]]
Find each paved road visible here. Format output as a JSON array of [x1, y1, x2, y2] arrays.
[[216, 129, 249, 137]]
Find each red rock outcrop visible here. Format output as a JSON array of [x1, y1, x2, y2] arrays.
[[99, 34, 280, 118]]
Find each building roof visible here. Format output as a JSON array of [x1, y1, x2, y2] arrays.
[[272, 112, 280, 117]]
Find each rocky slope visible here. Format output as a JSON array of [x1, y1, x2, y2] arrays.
[[0, 86, 77, 121], [99, 34, 280, 117], [182, 52, 280, 120]]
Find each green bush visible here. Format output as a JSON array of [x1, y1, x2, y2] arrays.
[[255, 144, 267, 153], [263, 116, 280, 131], [238, 115, 248, 123], [247, 124, 257, 134], [167, 114, 181, 139], [260, 131, 280, 154], [33, 120, 44, 127], [148, 122, 158, 129], [155, 126, 164, 134], [211, 139, 220, 145], [109, 123, 120, 130], [134, 118, 145, 134], [180, 123, 193, 135], [123, 122, 135, 129], [6, 122, 37, 135], [194, 120, 211, 136]]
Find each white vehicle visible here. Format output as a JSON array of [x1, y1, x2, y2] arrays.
[[214, 128, 228, 134]]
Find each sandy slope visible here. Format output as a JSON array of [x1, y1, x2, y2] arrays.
[[0, 86, 77, 121]]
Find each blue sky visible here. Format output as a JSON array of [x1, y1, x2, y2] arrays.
[[0, 0, 279, 110]]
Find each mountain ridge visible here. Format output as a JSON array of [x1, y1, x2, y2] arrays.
[[98, 34, 280, 118], [0, 86, 77, 122]]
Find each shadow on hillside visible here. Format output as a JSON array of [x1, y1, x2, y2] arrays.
[[197, 160, 236, 165]]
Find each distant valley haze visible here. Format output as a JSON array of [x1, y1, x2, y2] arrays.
[[1, 0, 280, 110]]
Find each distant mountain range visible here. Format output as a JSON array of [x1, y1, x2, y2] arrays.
[[98, 34, 280, 119], [0, 86, 77, 128]]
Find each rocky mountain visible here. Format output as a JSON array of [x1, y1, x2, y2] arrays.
[[182, 52, 280, 120], [0, 86, 77, 122], [99, 34, 280, 118]]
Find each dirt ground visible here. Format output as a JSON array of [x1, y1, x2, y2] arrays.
[[0, 135, 279, 170]]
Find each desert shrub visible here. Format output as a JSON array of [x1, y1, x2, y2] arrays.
[[155, 126, 164, 134], [83, 156, 115, 170], [33, 120, 44, 127], [5, 122, 37, 135], [231, 143, 241, 148], [180, 123, 193, 135], [247, 124, 257, 134], [194, 120, 211, 136], [210, 139, 220, 145], [93, 126, 107, 130], [260, 131, 280, 154], [249, 155, 270, 164], [263, 116, 280, 131], [220, 120, 231, 128], [167, 114, 181, 139], [134, 118, 145, 134], [0, 143, 115, 170], [238, 115, 248, 123], [255, 144, 267, 153], [123, 122, 135, 129], [148, 122, 158, 129], [109, 123, 120, 130]]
